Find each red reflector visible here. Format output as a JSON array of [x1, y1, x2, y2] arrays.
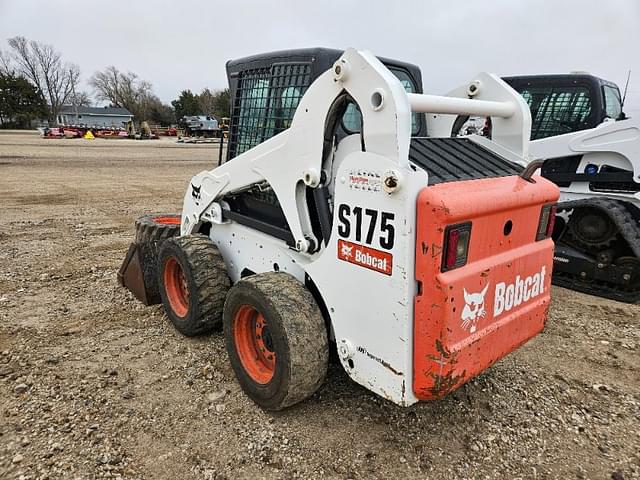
[[536, 204, 556, 241], [445, 229, 460, 269], [442, 222, 471, 271], [546, 206, 557, 238]]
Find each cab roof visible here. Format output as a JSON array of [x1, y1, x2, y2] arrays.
[[503, 73, 619, 91]]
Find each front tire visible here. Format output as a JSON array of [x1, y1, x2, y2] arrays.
[[223, 272, 328, 410], [158, 234, 230, 336], [134, 214, 181, 244], [133, 214, 181, 305]]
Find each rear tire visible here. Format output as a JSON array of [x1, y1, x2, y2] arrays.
[[158, 234, 230, 336], [223, 272, 328, 410]]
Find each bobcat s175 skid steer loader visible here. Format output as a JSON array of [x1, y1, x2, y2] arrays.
[[119, 48, 559, 410]]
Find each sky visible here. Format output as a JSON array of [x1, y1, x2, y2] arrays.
[[1, 0, 639, 115]]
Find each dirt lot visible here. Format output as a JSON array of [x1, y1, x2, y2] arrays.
[[0, 131, 638, 480]]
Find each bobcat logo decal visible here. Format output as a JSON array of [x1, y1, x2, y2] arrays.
[[461, 284, 489, 333], [191, 183, 201, 202], [340, 243, 354, 260]]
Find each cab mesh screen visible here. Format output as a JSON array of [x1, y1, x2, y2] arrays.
[[520, 86, 592, 140], [228, 63, 312, 159]]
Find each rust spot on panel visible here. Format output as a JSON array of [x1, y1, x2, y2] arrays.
[[422, 242, 428, 255], [542, 302, 551, 327], [422, 338, 467, 397], [432, 200, 451, 216], [426, 341, 459, 366], [480, 268, 490, 278], [435, 339, 451, 359], [426, 369, 467, 397]]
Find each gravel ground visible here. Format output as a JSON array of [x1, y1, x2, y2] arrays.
[[0, 131, 638, 480]]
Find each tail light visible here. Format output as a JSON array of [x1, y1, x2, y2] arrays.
[[442, 222, 471, 271], [536, 204, 557, 241]]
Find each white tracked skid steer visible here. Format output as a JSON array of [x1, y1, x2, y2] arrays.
[[506, 74, 640, 303], [118, 48, 559, 410], [447, 73, 640, 303]]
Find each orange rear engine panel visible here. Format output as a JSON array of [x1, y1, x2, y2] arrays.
[[413, 175, 559, 400]]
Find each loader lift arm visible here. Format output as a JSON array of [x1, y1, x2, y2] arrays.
[[182, 49, 530, 255]]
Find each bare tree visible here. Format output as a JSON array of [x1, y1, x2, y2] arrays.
[[7, 36, 80, 123], [90, 66, 123, 106], [91, 66, 177, 123], [67, 90, 92, 107], [0, 49, 12, 75], [90, 66, 154, 119]]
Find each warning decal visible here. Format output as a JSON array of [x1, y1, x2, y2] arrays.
[[348, 169, 382, 193], [337, 239, 393, 276]]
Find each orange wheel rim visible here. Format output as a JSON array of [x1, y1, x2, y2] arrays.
[[153, 216, 181, 225], [233, 305, 276, 384], [164, 257, 189, 317]]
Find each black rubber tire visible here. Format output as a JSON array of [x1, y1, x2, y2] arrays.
[[133, 214, 181, 305], [134, 214, 181, 243], [223, 272, 329, 411], [158, 234, 230, 336]]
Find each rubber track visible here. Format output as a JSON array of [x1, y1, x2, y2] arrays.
[[173, 234, 230, 334], [241, 273, 329, 409], [555, 197, 640, 303], [558, 198, 640, 256]]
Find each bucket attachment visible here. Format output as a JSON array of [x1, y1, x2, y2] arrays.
[[117, 243, 161, 306]]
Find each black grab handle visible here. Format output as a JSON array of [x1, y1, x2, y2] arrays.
[[520, 158, 545, 182]]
